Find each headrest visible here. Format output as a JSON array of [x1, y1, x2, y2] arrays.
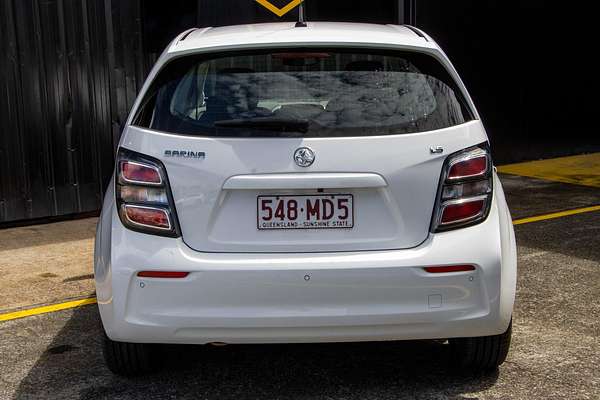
[[211, 68, 258, 113]]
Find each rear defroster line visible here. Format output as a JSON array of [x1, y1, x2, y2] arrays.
[[1, 204, 599, 323]]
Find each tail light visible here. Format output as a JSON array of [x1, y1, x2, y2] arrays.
[[424, 265, 476, 273], [116, 148, 180, 237], [120, 161, 162, 185], [431, 144, 493, 232]]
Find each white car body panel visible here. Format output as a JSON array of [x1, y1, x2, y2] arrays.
[[95, 173, 515, 343], [222, 172, 388, 190], [122, 121, 487, 253], [95, 22, 516, 344]]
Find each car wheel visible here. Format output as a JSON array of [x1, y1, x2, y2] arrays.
[[449, 319, 512, 371], [102, 332, 162, 376]]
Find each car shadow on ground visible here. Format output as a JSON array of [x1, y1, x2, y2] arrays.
[[13, 306, 499, 400], [515, 212, 600, 265], [500, 174, 600, 221]]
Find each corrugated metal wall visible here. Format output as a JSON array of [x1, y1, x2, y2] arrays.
[[2, 0, 594, 226], [0, 0, 153, 224], [0, 0, 407, 225]]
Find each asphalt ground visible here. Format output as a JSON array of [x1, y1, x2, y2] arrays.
[[0, 219, 96, 312], [1, 172, 599, 400]]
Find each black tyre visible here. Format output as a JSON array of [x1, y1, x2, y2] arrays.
[[102, 332, 162, 376], [449, 320, 512, 371]]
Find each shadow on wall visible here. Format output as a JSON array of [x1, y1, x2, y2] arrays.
[[0, 218, 97, 252], [500, 174, 600, 220], [14, 306, 499, 399], [416, 0, 599, 164]]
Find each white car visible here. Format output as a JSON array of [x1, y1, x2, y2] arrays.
[[95, 22, 516, 376]]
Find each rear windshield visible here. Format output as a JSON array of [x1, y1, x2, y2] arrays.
[[134, 49, 474, 137]]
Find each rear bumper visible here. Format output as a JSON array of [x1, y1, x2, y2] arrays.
[[95, 175, 516, 344]]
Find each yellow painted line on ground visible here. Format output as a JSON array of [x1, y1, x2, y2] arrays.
[[1, 204, 600, 323], [498, 152, 600, 188], [0, 297, 97, 322], [512, 204, 600, 226]]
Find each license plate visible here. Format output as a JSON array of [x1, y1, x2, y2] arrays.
[[257, 194, 354, 230]]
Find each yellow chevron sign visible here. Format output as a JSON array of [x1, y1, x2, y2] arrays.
[[255, 0, 304, 17]]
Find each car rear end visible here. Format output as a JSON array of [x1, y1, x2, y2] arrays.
[[94, 23, 516, 373]]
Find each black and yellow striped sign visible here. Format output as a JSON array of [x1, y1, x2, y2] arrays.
[[255, 0, 304, 17]]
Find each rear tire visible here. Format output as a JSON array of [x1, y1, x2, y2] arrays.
[[449, 320, 512, 371], [102, 332, 162, 376]]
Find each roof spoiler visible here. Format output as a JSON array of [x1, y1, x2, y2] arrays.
[[402, 25, 429, 41], [178, 28, 200, 43]]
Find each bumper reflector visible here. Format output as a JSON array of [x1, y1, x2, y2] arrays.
[[424, 265, 476, 273], [137, 271, 189, 278]]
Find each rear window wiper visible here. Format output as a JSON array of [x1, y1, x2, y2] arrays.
[[214, 117, 309, 133]]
